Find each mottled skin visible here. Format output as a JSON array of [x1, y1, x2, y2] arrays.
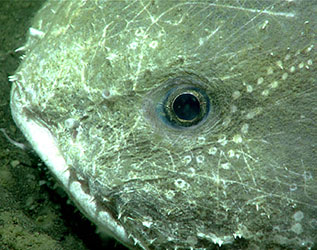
[[11, 0, 316, 249]]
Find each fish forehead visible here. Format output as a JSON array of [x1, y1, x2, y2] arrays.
[[11, 0, 316, 249]]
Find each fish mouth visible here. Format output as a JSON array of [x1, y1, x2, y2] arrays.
[[10, 83, 133, 248]]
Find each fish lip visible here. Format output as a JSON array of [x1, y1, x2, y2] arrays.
[[10, 83, 133, 247]]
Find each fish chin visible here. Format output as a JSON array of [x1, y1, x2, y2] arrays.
[[10, 83, 133, 247]]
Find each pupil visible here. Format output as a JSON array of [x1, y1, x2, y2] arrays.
[[173, 93, 200, 121]]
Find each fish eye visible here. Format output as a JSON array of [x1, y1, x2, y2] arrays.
[[162, 86, 210, 127], [144, 75, 223, 131]]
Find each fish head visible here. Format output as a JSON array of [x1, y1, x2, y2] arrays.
[[10, 1, 316, 249]]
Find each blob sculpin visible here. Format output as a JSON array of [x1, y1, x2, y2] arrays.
[[10, 0, 316, 249]]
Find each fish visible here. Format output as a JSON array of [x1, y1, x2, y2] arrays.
[[10, 0, 316, 249]]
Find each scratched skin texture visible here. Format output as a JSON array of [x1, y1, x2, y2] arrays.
[[10, 0, 316, 249]]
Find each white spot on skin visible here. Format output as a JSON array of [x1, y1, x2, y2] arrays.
[[197, 136, 206, 144], [65, 118, 79, 129], [231, 105, 238, 113], [232, 91, 241, 99], [135, 27, 145, 37], [188, 167, 196, 176], [276, 60, 283, 69], [267, 67, 274, 75], [102, 88, 119, 99], [128, 42, 138, 50], [282, 72, 288, 80], [217, 136, 228, 146], [290, 183, 297, 191], [261, 20, 269, 30], [257, 77, 264, 85], [102, 90, 111, 99], [149, 41, 158, 49], [305, 44, 314, 53], [241, 124, 249, 134], [233, 134, 243, 143], [310, 219, 317, 229], [289, 65, 296, 73], [303, 171, 313, 181], [270, 81, 279, 88], [291, 223, 303, 235], [106, 52, 118, 61], [165, 190, 175, 200], [221, 162, 230, 169], [293, 211, 304, 221], [246, 85, 253, 93], [199, 38, 203, 46], [142, 220, 153, 228], [273, 226, 280, 233], [222, 117, 231, 127], [183, 155, 192, 165], [228, 150, 235, 158], [298, 62, 305, 69], [284, 54, 291, 61], [186, 236, 198, 245], [208, 147, 218, 155], [262, 89, 269, 96], [196, 155, 205, 164], [245, 107, 263, 119], [174, 179, 190, 190]]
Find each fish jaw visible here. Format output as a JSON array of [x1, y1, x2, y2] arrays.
[[10, 83, 134, 248]]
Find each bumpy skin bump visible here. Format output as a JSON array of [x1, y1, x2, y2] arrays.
[[10, 1, 316, 249]]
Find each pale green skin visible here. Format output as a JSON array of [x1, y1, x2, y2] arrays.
[[11, 0, 316, 249]]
